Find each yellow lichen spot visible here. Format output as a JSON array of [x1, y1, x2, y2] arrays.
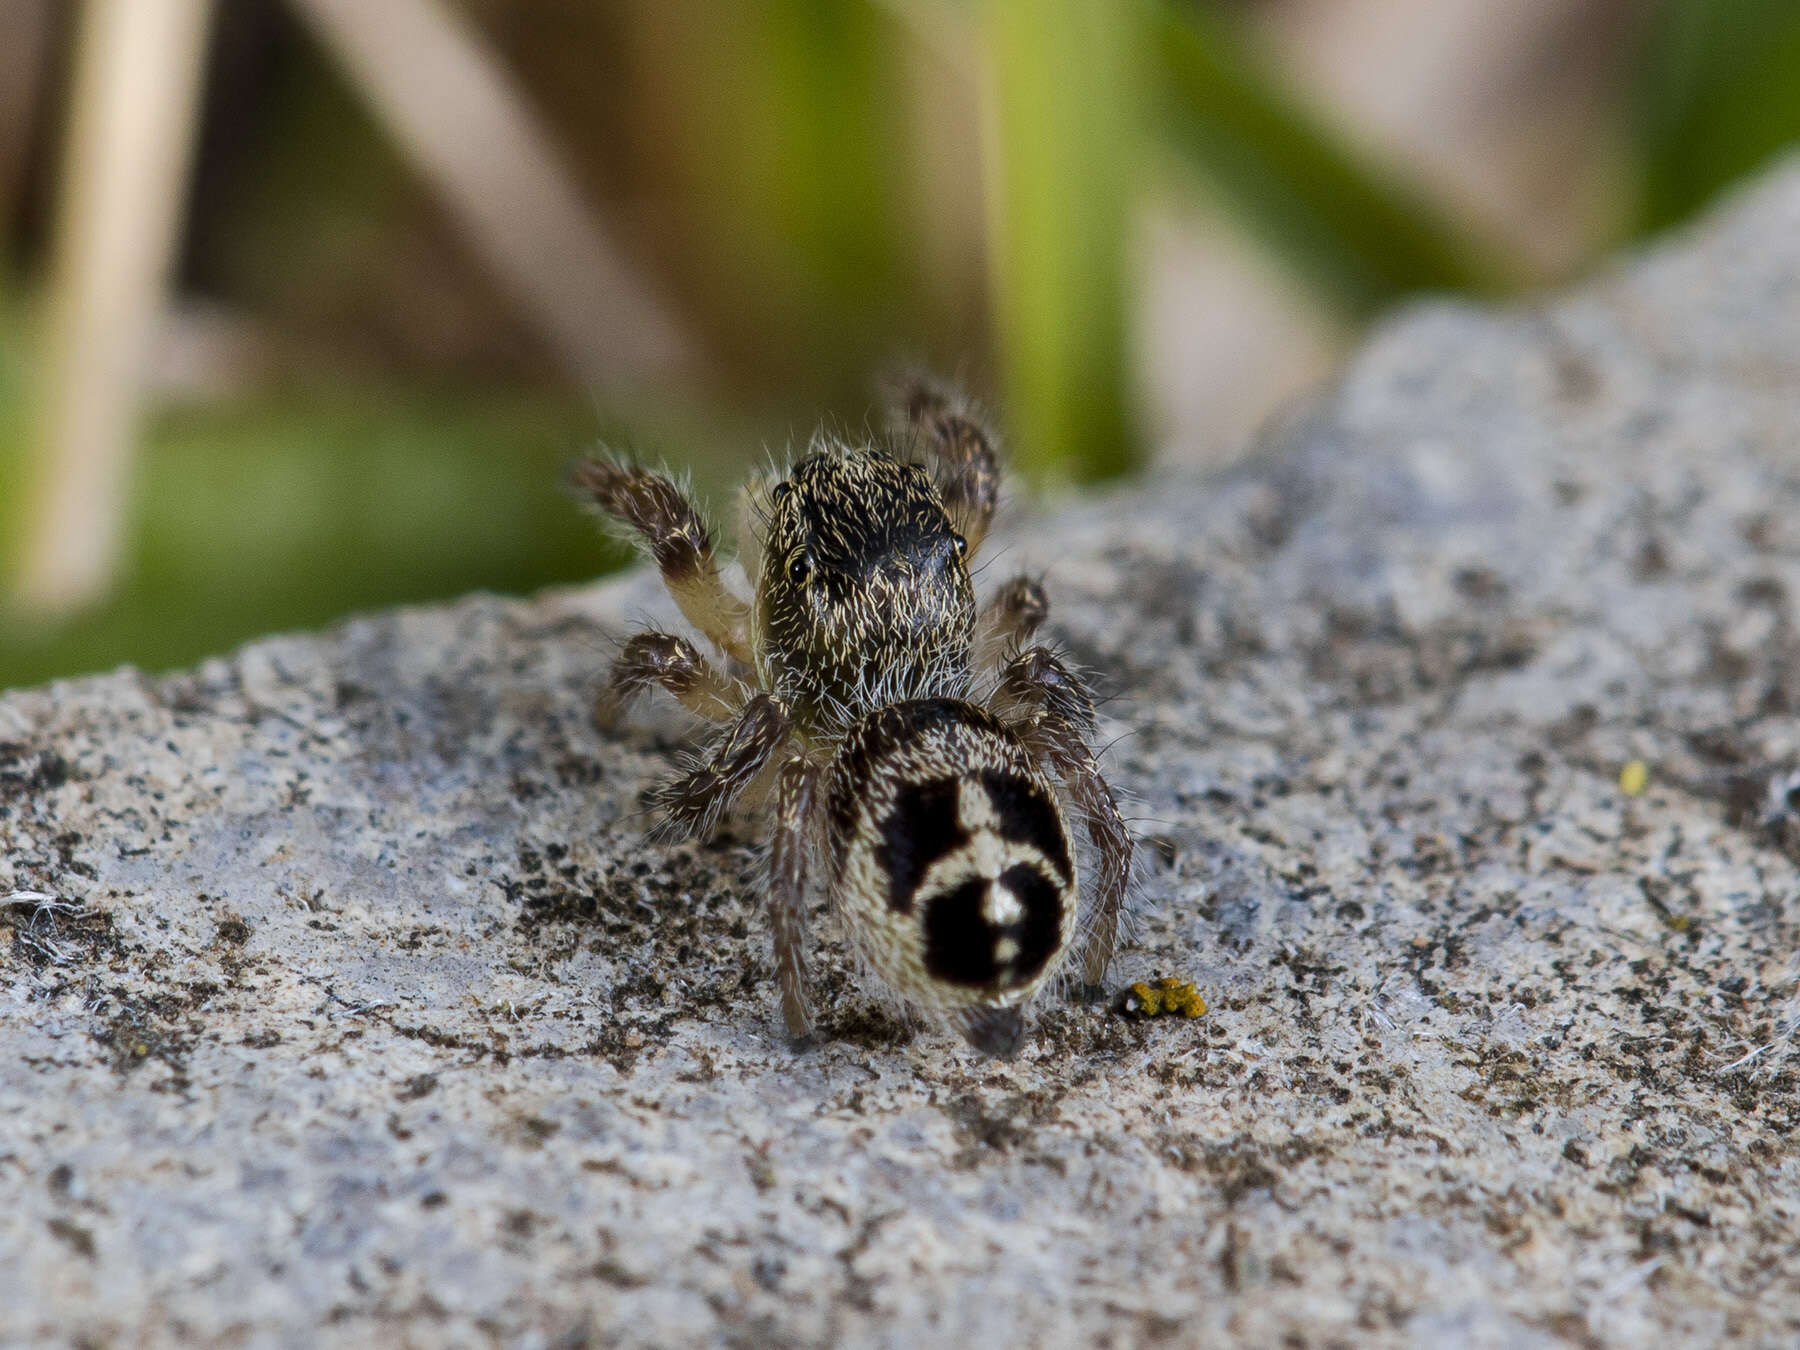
[[1619, 759, 1650, 797], [1118, 977, 1207, 1019], [1157, 979, 1207, 1018]]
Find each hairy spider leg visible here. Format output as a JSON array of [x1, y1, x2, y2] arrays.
[[997, 648, 1126, 989], [884, 374, 1001, 556], [595, 632, 749, 728], [994, 647, 1098, 739], [650, 693, 793, 838], [977, 574, 1050, 668], [572, 458, 752, 664], [768, 758, 820, 1042]]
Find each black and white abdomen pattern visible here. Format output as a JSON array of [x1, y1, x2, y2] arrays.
[[827, 700, 1079, 1008], [880, 770, 1068, 989]]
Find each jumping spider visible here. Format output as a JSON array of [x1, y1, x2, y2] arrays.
[[573, 377, 1130, 1055]]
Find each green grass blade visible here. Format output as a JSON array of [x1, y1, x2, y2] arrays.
[[1636, 0, 1800, 233], [983, 0, 1140, 482]]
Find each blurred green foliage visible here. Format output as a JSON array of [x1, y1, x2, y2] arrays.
[[1636, 0, 1800, 231], [4, 0, 1800, 691], [0, 376, 621, 690], [985, 0, 1139, 482], [645, 2, 914, 386]]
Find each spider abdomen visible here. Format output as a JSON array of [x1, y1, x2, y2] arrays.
[[826, 700, 1079, 1014]]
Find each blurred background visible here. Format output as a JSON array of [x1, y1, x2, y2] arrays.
[[1, 0, 1796, 689]]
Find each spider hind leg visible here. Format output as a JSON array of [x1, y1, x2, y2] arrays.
[[994, 649, 1128, 990], [768, 758, 820, 1043]]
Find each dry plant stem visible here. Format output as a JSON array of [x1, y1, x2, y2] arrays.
[[289, 0, 698, 393], [0, 3, 56, 212], [10, 0, 215, 621]]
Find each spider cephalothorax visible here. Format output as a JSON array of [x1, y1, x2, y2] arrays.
[[752, 451, 976, 730], [574, 376, 1130, 1056]]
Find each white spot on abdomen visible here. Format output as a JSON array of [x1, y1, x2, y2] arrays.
[[983, 876, 1024, 926]]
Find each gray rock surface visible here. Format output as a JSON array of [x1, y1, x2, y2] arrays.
[[7, 163, 1800, 1349]]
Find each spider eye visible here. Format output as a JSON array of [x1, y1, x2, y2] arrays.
[[951, 533, 968, 558], [770, 480, 792, 504], [787, 551, 813, 585]]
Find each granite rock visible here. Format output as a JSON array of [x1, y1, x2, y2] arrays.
[[6, 164, 1800, 1349]]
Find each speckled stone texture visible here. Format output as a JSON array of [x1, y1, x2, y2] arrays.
[[8, 165, 1800, 1350]]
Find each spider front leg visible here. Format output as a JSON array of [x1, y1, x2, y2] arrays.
[[977, 575, 1049, 668], [768, 757, 821, 1043], [572, 458, 752, 664], [997, 650, 1127, 991], [595, 632, 748, 729], [884, 374, 1000, 555], [650, 693, 793, 838]]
